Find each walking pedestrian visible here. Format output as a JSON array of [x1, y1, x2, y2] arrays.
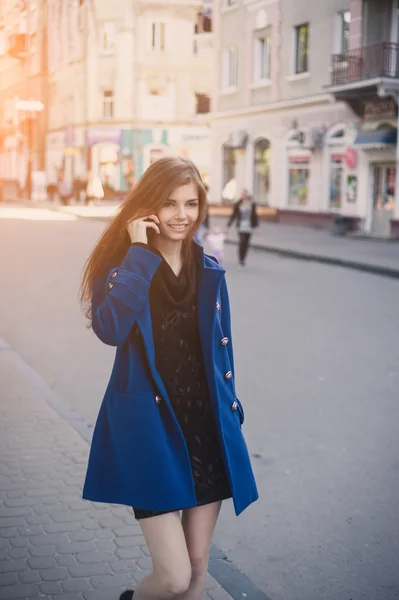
[[80, 157, 258, 600], [85, 171, 104, 206], [57, 174, 71, 206], [227, 188, 259, 269]]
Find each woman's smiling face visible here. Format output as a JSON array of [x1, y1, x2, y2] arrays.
[[156, 182, 200, 241]]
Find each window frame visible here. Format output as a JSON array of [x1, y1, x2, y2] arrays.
[[103, 90, 114, 119], [222, 46, 238, 89], [253, 26, 272, 82], [100, 22, 117, 55], [295, 23, 310, 74], [151, 22, 166, 53]]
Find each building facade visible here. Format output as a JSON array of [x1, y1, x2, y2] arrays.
[[0, 0, 47, 199], [46, 0, 213, 194], [211, 0, 399, 237]]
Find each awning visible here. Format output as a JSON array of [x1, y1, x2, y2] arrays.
[[354, 126, 397, 150]]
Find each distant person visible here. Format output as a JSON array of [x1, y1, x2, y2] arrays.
[[85, 172, 104, 206], [227, 188, 259, 268], [57, 175, 71, 206]]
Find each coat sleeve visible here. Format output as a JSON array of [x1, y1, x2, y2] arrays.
[[91, 245, 162, 346]]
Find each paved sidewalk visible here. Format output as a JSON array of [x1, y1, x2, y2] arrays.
[[0, 340, 235, 600]]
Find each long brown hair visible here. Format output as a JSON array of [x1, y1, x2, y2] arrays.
[[80, 156, 207, 322]]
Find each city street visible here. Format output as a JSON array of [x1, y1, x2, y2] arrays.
[[1, 209, 399, 600]]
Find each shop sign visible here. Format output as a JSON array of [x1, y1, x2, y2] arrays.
[[87, 128, 121, 147], [331, 153, 343, 163], [289, 155, 310, 164], [344, 147, 357, 169], [364, 98, 397, 122]]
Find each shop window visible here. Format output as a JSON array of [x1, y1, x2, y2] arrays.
[[223, 146, 236, 188], [254, 139, 270, 205], [253, 26, 272, 82], [330, 153, 344, 209], [288, 155, 310, 205], [295, 23, 309, 74]]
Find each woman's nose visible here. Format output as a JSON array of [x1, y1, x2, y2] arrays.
[[175, 206, 186, 219]]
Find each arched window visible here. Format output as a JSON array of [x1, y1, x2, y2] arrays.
[[253, 138, 270, 205], [223, 144, 236, 188]]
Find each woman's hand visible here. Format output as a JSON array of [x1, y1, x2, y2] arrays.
[[127, 214, 160, 244]]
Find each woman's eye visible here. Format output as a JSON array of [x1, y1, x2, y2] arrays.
[[188, 202, 199, 208], [164, 202, 174, 207]]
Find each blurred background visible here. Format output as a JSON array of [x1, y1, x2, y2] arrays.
[[1, 0, 399, 236]]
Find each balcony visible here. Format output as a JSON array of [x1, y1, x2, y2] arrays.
[[331, 41, 399, 86]]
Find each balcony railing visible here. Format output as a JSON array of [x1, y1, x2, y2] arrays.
[[331, 41, 399, 86]]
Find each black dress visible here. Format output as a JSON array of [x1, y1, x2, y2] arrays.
[[133, 247, 232, 520]]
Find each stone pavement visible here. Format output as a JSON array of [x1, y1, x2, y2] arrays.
[[2, 200, 398, 277], [0, 339, 234, 600]]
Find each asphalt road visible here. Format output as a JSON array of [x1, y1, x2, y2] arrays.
[[1, 210, 398, 600]]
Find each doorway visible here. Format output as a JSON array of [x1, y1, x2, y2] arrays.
[[371, 164, 395, 236]]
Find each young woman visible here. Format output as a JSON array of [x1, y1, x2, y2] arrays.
[[81, 157, 258, 600]]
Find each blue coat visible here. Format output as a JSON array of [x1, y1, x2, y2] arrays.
[[82, 244, 259, 515]]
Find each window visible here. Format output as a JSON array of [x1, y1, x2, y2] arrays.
[[103, 90, 114, 119], [288, 155, 310, 205], [222, 47, 237, 88], [224, 0, 238, 7], [253, 26, 272, 82], [254, 139, 270, 205], [330, 154, 344, 208], [195, 93, 210, 114], [152, 22, 166, 52], [100, 22, 116, 54], [339, 11, 350, 53], [295, 23, 309, 74]]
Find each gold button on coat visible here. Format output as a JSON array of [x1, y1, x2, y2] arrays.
[[108, 282, 114, 290], [231, 401, 238, 411], [155, 395, 162, 404], [216, 301, 221, 311], [224, 371, 232, 380], [111, 271, 118, 278], [220, 337, 229, 346]]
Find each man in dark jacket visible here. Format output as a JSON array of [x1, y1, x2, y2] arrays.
[[227, 189, 259, 268]]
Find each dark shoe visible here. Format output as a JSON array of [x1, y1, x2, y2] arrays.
[[119, 592, 134, 600]]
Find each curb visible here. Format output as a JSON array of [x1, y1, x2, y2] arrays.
[[225, 239, 399, 280]]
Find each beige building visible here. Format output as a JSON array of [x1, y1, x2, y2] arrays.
[[211, 0, 399, 237], [46, 0, 213, 194], [0, 0, 47, 200]]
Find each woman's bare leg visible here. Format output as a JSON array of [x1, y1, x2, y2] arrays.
[[134, 511, 192, 600], [179, 501, 223, 600]]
